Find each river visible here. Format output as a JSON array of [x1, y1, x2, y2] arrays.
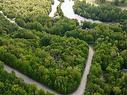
[[49, 0, 60, 17], [50, 0, 101, 24]]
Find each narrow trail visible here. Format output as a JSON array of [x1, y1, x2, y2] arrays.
[[0, 11, 22, 29], [0, 11, 16, 24], [4, 65, 58, 95], [71, 46, 94, 95]]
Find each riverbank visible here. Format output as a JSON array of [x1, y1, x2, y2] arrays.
[[61, 0, 101, 24]]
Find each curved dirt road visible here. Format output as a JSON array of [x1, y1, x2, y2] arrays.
[[71, 46, 94, 95], [3, 46, 94, 95], [4, 65, 58, 95]]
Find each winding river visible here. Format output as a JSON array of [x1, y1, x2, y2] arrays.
[[61, 0, 101, 24], [1, 0, 95, 95], [49, 0, 101, 24]]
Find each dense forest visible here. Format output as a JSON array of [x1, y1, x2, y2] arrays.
[[19, 6, 127, 94], [0, 12, 88, 94], [81, 22, 127, 95], [0, 0, 127, 94], [0, 61, 54, 95], [55, 19, 127, 94]]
